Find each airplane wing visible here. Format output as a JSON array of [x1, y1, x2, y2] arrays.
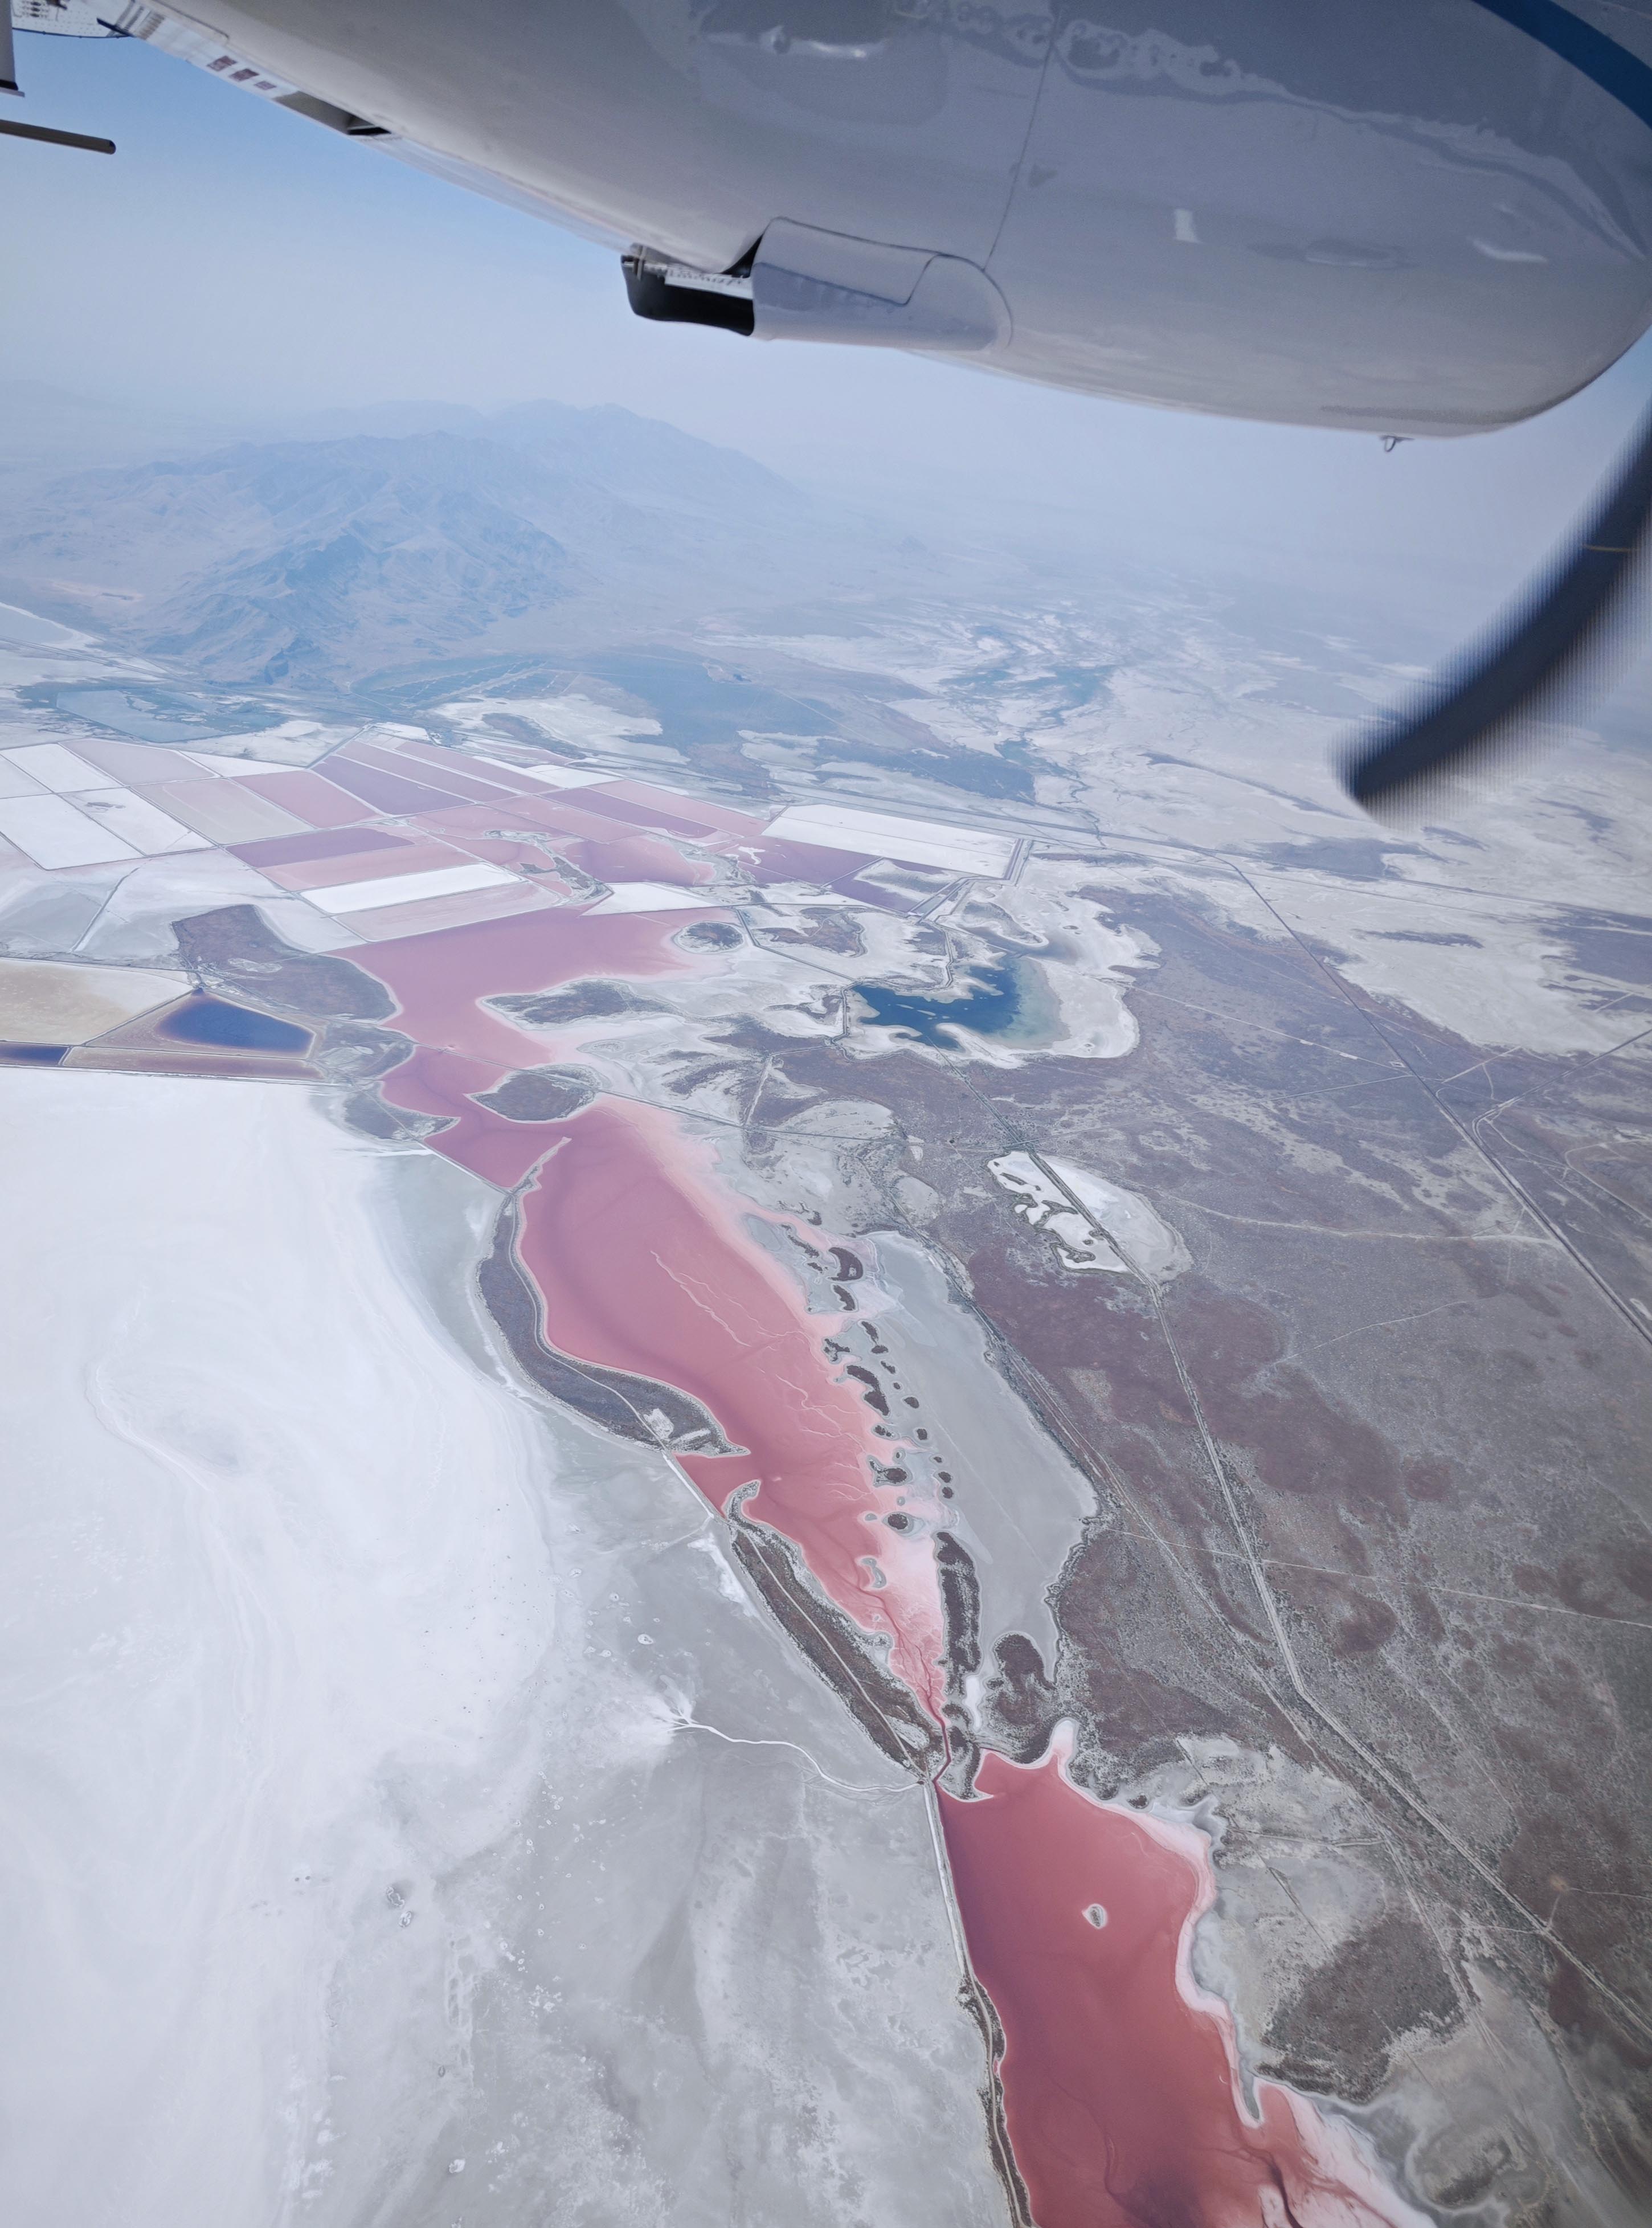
[[11, 0, 1652, 804]]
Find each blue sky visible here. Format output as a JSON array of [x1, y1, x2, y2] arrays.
[[6, 26, 1652, 662]]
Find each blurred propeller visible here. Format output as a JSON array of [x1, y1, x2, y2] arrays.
[[1341, 398, 1652, 812]]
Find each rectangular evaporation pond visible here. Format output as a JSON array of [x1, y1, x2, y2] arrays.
[[344, 741, 528, 806], [0, 954, 185, 1043], [67, 738, 200, 786], [230, 827, 415, 872], [0, 756, 46, 800], [342, 878, 553, 943], [304, 860, 520, 916], [0, 794, 138, 867], [763, 802, 1016, 878], [146, 779, 310, 844], [178, 751, 304, 779], [75, 789, 210, 856], [322, 755, 472, 817], [4, 742, 107, 795], [469, 755, 612, 791], [596, 778, 767, 839], [239, 770, 369, 829], [572, 791, 721, 839], [262, 837, 474, 894], [498, 796, 693, 848], [380, 737, 547, 796]]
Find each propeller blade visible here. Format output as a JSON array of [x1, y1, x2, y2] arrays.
[[1342, 399, 1652, 812]]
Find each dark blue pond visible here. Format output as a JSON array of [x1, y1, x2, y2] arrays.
[[856, 962, 1021, 1046], [160, 998, 312, 1052]]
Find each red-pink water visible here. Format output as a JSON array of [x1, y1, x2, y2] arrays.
[[513, 1097, 947, 1712], [942, 1744, 1421, 2228], [338, 876, 1417, 2228]]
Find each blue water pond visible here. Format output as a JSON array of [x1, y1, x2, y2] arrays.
[[160, 999, 311, 1053], [855, 962, 1024, 1048]]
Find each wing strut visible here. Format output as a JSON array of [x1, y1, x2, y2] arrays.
[[1342, 401, 1652, 811], [0, 116, 115, 152], [0, 14, 114, 152]]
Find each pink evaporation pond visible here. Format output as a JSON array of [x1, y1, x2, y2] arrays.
[[941, 1747, 1421, 2228], [513, 1097, 946, 1713], [241, 769, 371, 827]]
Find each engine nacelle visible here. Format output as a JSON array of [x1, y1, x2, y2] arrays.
[[113, 1, 1652, 435]]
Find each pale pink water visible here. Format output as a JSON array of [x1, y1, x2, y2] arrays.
[[378, 1045, 563, 1188]]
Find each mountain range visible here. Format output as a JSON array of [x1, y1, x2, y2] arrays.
[[0, 400, 911, 688]]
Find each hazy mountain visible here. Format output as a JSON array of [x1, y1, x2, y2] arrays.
[[280, 399, 803, 521], [0, 403, 896, 687]]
